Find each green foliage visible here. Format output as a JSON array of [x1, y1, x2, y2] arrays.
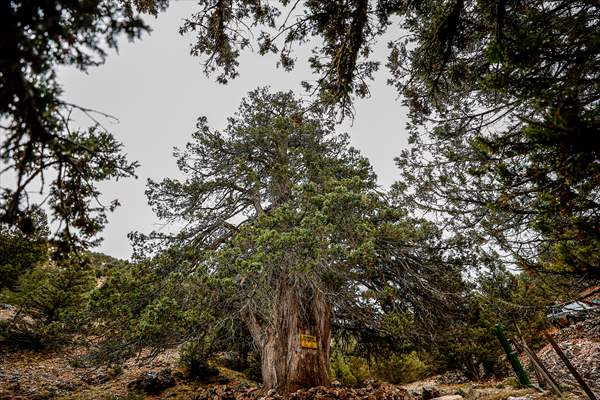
[[86, 251, 130, 278], [330, 345, 429, 385], [137, 87, 381, 331], [87, 260, 176, 362], [178, 0, 383, 113], [179, 341, 219, 380], [330, 352, 371, 387], [0, 209, 49, 289], [242, 352, 263, 382], [390, 0, 600, 278], [428, 266, 571, 379], [86, 246, 242, 365], [0, 255, 95, 347], [176, 0, 599, 278], [372, 351, 429, 384]]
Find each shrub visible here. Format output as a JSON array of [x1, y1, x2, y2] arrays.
[[0, 256, 94, 347], [373, 351, 429, 384], [179, 341, 219, 379], [330, 353, 371, 386], [0, 212, 49, 290]]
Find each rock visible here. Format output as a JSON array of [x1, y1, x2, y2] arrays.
[[28, 388, 57, 400], [422, 385, 441, 400], [203, 374, 231, 385], [128, 368, 176, 395], [506, 397, 532, 400], [534, 335, 600, 394], [56, 380, 79, 391], [434, 370, 469, 385], [191, 389, 209, 400], [431, 396, 463, 400], [173, 370, 185, 380], [179, 381, 411, 400], [82, 372, 110, 385]]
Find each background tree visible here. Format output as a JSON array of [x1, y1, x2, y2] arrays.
[[0, 207, 49, 289], [391, 0, 600, 279], [0, 254, 95, 347]]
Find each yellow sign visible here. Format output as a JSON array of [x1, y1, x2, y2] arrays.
[[300, 334, 318, 349]]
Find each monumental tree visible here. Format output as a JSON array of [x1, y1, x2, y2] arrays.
[[141, 88, 464, 390], [142, 88, 375, 390]]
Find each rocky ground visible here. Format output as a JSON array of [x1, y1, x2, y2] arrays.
[[1, 315, 599, 400], [530, 313, 600, 397], [0, 348, 574, 400]]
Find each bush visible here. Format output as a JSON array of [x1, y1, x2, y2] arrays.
[[0, 256, 94, 347], [0, 212, 49, 290], [239, 350, 262, 382], [330, 353, 371, 386], [179, 341, 219, 379], [373, 351, 429, 384]]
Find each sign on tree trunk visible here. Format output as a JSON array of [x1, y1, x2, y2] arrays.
[[300, 334, 318, 349]]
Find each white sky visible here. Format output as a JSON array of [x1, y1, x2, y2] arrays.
[[58, 2, 409, 260]]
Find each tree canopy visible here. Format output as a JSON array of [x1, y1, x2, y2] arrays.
[[3, 0, 597, 278], [392, 0, 600, 278], [174, 0, 600, 278]]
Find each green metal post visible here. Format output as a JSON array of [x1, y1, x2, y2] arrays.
[[495, 324, 531, 387]]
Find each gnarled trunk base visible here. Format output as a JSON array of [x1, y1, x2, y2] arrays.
[[248, 284, 331, 392]]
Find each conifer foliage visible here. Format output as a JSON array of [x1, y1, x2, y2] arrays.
[[136, 88, 464, 391]]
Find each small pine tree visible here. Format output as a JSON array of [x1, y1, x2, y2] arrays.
[[0, 208, 49, 290], [0, 255, 95, 347]]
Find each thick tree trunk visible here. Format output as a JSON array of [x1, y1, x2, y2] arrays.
[[247, 283, 331, 392]]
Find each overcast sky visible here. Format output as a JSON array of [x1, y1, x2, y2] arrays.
[[58, 2, 409, 260]]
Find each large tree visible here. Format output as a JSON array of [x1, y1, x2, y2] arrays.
[[139, 88, 374, 390], [138, 88, 464, 391]]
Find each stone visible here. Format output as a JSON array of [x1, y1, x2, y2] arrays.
[[422, 385, 441, 400], [83, 372, 110, 385], [431, 396, 464, 400], [128, 368, 176, 395]]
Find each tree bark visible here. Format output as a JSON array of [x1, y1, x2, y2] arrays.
[[247, 282, 331, 392]]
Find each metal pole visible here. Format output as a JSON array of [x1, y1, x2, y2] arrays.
[[495, 324, 530, 387], [514, 336, 563, 396], [514, 324, 562, 396]]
